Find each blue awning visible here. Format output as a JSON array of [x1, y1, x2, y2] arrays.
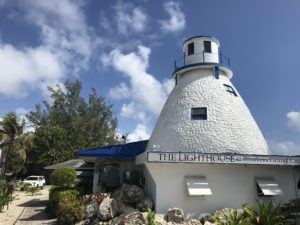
[[76, 140, 148, 159]]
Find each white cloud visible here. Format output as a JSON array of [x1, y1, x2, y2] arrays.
[[102, 45, 171, 115], [268, 140, 300, 155], [127, 123, 150, 142], [14, 108, 35, 133], [0, 45, 63, 98], [0, 0, 5, 7], [160, 1, 186, 33], [115, 1, 148, 35], [0, 0, 93, 98], [121, 102, 148, 123], [163, 78, 175, 95], [15, 107, 30, 116], [102, 45, 174, 140], [108, 83, 131, 100], [287, 111, 300, 132]]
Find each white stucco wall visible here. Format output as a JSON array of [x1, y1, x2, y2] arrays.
[[146, 68, 269, 155], [145, 163, 298, 218]]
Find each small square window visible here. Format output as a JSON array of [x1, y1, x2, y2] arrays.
[[204, 41, 212, 53], [223, 84, 238, 97], [191, 107, 207, 120], [188, 42, 194, 56]]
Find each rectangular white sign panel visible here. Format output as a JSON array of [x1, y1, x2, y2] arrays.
[[147, 152, 300, 166]]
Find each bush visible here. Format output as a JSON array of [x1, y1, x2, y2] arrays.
[[0, 181, 13, 212], [48, 187, 78, 217], [26, 186, 38, 196], [213, 209, 251, 225], [56, 190, 84, 225], [147, 208, 157, 225], [243, 200, 288, 225], [50, 167, 77, 188]]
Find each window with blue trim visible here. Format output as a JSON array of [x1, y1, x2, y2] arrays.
[[204, 41, 212, 53], [188, 42, 194, 56], [191, 107, 207, 120]]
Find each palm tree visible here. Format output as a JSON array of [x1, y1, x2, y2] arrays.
[[0, 113, 25, 179]]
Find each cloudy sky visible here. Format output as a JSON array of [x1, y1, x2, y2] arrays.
[[0, 0, 299, 155]]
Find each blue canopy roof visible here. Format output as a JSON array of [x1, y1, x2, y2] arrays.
[[76, 140, 148, 159]]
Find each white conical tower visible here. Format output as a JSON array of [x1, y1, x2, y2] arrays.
[[147, 36, 269, 155]]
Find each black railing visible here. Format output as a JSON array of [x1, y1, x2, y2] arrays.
[[174, 51, 231, 72]]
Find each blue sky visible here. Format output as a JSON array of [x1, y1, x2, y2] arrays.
[[0, 0, 299, 155]]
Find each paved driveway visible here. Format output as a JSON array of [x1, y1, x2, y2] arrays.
[[14, 198, 56, 225]]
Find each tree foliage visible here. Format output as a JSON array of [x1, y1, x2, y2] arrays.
[[51, 167, 77, 188], [0, 113, 29, 177], [25, 80, 120, 175]]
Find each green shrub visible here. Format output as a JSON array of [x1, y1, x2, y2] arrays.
[[20, 182, 30, 191], [147, 208, 157, 225], [26, 186, 38, 196], [213, 209, 251, 225], [56, 190, 84, 225], [243, 200, 288, 225], [0, 181, 13, 212], [50, 167, 77, 188], [48, 187, 78, 217]]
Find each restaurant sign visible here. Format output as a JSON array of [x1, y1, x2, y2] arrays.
[[147, 152, 300, 166]]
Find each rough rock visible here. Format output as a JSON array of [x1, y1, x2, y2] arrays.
[[75, 221, 85, 225], [199, 214, 214, 224], [154, 213, 168, 225], [136, 197, 154, 212], [85, 200, 99, 219], [98, 197, 119, 221], [203, 222, 215, 225], [117, 200, 139, 215], [109, 212, 145, 225], [213, 208, 243, 222], [113, 183, 144, 204], [187, 219, 201, 225], [167, 208, 185, 223]]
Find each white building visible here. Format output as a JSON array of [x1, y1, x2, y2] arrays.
[[78, 36, 300, 218]]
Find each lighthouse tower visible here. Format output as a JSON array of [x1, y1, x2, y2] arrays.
[[147, 36, 269, 155]]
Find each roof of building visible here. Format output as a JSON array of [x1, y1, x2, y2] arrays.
[[183, 35, 220, 46], [76, 140, 148, 159], [44, 159, 94, 170]]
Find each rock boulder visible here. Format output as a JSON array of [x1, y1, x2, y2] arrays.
[[136, 197, 154, 212], [187, 219, 202, 225], [98, 197, 119, 221], [167, 208, 185, 223], [109, 212, 145, 225], [113, 183, 144, 204]]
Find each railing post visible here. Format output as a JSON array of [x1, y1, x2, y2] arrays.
[[174, 60, 177, 71], [202, 51, 205, 63], [228, 58, 231, 67], [183, 53, 185, 66], [220, 52, 222, 64]]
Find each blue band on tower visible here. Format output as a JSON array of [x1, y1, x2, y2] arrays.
[[215, 66, 219, 79]]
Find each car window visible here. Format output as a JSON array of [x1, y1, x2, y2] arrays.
[[27, 176, 39, 180]]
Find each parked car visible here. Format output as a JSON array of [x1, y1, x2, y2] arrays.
[[22, 176, 46, 189]]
